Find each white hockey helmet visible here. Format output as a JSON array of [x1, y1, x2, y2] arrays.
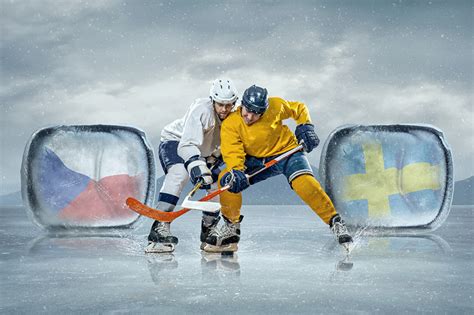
[[209, 78, 238, 104]]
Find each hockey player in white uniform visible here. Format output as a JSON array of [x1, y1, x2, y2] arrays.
[[146, 79, 238, 253]]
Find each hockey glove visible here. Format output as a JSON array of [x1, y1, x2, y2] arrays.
[[220, 169, 249, 193], [295, 123, 320, 153], [185, 155, 213, 189]]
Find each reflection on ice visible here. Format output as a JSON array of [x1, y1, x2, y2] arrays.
[[147, 254, 179, 286], [27, 233, 143, 257], [200, 252, 241, 278], [336, 255, 353, 271], [2, 205, 471, 314]]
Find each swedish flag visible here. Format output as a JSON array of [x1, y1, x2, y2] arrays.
[[321, 125, 453, 228]]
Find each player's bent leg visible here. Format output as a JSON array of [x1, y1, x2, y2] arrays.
[[155, 164, 188, 211], [291, 174, 337, 224], [147, 164, 188, 253]]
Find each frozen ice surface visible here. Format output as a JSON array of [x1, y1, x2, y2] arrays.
[[1, 205, 472, 314], [320, 124, 453, 231], [21, 125, 156, 229]]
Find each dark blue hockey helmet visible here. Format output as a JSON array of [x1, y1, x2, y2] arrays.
[[241, 85, 269, 115]]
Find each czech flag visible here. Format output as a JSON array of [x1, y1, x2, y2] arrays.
[[22, 125, 155, 228], [37, 147, 141, 222]]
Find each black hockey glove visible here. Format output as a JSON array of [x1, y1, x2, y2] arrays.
[[295, 123, 320, 153], [220, 169, 249, 193], [185, 155, 213, 189]]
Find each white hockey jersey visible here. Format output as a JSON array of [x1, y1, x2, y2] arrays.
[[160, 97, 221, 162]]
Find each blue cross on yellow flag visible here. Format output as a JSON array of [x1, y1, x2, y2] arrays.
[[320, 124, 453, 230]]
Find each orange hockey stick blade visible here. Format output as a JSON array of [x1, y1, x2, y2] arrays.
[[126, 197, 189, 222]]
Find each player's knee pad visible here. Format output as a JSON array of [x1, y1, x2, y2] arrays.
[[284, 152, 313, 183]]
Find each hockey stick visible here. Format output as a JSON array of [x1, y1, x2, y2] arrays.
[[181, 180, 221, 212], [126, 144, 304, 222]]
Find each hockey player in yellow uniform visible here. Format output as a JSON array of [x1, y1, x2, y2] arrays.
[[202, 85, 353, 253]]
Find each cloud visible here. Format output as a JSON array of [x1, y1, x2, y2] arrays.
[[1, 1, 472, 194]]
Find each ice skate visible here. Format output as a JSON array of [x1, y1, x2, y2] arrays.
[[146, 220, 178, 253], [330, 214, 353, 252], [203, 215, 243, 253], [200, 214, 220, 250]]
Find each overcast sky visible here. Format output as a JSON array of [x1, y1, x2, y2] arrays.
[[1, 0, 473, 195]]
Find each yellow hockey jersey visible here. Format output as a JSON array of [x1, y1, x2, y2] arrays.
[[221, 97, 312, 171]]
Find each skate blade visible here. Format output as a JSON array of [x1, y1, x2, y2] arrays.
[[203, 243, 238, 253], [145, 242, 175, 253]]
